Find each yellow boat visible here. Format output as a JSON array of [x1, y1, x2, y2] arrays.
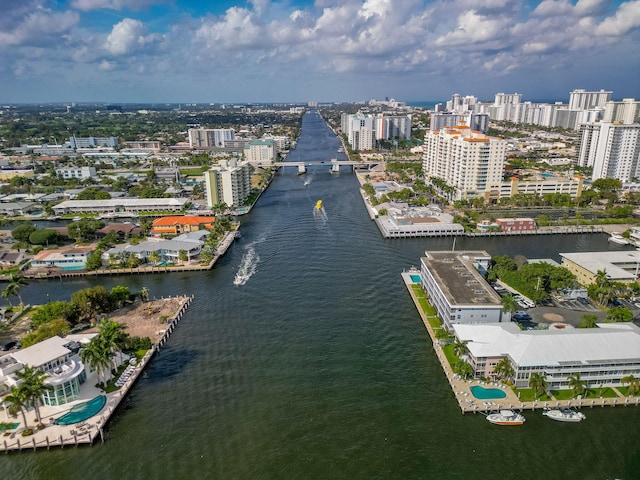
[[315, 200, 323, 209]]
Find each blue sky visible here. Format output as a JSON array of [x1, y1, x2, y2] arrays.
[[0, 0, 638, 103]]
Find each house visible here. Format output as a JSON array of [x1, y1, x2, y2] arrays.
[[150, 216, 215, 236], [96, 222, 141, 239], [0, 251, 24, 268], [30, 246, 94, 270]]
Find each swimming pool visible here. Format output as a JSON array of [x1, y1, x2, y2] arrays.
[[470, 385, 507, 400], [410, 275, 421, 283], [54, 395, 106, 425]]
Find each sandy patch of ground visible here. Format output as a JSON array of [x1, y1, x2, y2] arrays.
[[88, 297, 188, 343]]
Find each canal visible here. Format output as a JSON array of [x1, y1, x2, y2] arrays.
[[2, 110, 639, 479]]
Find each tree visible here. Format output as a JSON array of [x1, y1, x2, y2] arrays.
[[529, 372, 548, 399], [178, 249, 188, 264], [579, 314, 598, 328], [606, 307, 633, 323], [501, 295, 517, 316], [453, 361, 474, 379], [452, 339, 469, 358], [621, 375, 640, 395], [109, 285, 131, 308], [11, 222, 36, 243], [5, 387, 29, 429], [148, 250, 161, 266], [494, 358, 514, 382], [67, 218, 105, 243], [139, 286, 150, 302], [97, 318, 128, 366], [567, 372, 587, 398], [85, 250, 104, 271], [15, 365, 51, 423], [80, 336, 115, 386], [70, 286, 111, 321], [28, 229, 59, 245]]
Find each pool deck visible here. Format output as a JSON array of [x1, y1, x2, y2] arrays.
[[0, 295, 193, 453], [401, 271, 640, 415]]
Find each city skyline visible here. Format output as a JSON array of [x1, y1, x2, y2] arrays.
[[1, 0, 639, 103]]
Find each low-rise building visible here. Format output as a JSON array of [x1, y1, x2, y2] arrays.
[[419, 250, 507, 330], [52, 198, 189, 215], [495, 218, 536, 232], [55, 167, 97, 180], [30, 246, 94, 270], [560, 251, 640, 285], [453, 322, 640, 388]]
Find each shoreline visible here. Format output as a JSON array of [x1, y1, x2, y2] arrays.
[[0, 295, 193, 453]]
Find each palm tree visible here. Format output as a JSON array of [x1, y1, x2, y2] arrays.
[[1, 283, 17, 307], [98, 318, 128, 366], [80, 338, 115, 386], [148, 250, 160, 267], [4, 386, 29, 429], [15, 366, 51, 423], [567, 372, 588, 398], [529, 372, 548, 399], [139, 286, 150, 303], [494, 357, 515, 382], [621, 375, 640, 395], [452, 339, 469, 358], [7, 274, 27, 305], [501, 295, 517, 317]]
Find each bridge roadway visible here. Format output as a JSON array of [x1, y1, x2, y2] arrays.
[[257, 159, 384, 174]]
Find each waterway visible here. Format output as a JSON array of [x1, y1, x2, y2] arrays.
[[2, 111, 639, 479]]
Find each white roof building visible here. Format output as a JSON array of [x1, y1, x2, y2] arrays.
[[453, 322, 640, 389], [560, 251, 640, 285]]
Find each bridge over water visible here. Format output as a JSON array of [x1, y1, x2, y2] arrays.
[[258, 159, 384, 174]]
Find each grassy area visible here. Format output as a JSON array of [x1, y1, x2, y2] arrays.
[[585, 387, 618, 399], [180, 168, 206, 175], [515, 388, 552, 402], [442, 343, 458, 369], [550, 389, 575, 400]]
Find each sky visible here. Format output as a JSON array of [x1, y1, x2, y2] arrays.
[[0, 0, 639, 103]]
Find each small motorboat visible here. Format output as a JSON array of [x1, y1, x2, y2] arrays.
[[233, 273, 249, 286], [315, 200, 323, 209], [486, 410, 526, 426], [543, 408, 586, 423]]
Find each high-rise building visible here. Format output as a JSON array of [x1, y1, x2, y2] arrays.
[[346, 113, 376, 150], [494, 93, 522, 106], [244, 139, 277, 163], [188, 128, 236, 148], [375, 114, 412, 140], [430, 112, 489, 133], [203, 159, 252, 207], [578, 122, 640, 181], [568, 89, 612, 110], [603, 98, 640, 124], [423, 125, 506, 200]]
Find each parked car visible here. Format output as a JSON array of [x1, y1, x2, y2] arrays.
[[1, 341, 17, 351], [577, 297, 590, 305], [513, 313, 532, 321], [634, 303, 640, 309]]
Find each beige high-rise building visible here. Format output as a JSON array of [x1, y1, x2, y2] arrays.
[[422, 125, 506, 200]]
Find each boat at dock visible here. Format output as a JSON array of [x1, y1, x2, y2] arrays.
[[543, 408, 586, 422], [608, 232, 629, 245], [486, 410, 526, 426]]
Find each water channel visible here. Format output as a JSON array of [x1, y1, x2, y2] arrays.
[[2, 111, 639, 479]]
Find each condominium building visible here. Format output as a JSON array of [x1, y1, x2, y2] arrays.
[[188, 128, 236, 148], [69, 136, 118, 149], [422, 125, 506, 200], [375, 114, 412, 140], [243, 139, 277, 163], [483, 176, 584, 202], [494, 93, 522, 106], [602, 98, 640, 124], [418, 250, 507, 330], [577, 122, 640, 181], [430, 112, 489, 134], [453, 322, 640, 388], [203, 159, 252, 207], [568, 89, 612, 110]]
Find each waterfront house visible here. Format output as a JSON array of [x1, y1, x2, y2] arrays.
[[150, 216, 215, 236], [30, 246, 94, 270], [452, 322, 640, 389]]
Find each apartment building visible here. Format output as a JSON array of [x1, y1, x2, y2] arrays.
[[204, 159, 252, 207], [577, 122, 640, 181], [188, 128, 236, 148]]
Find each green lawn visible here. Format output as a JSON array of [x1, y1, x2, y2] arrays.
[[550, 389, 575, 400], [442, 344, 459, 369], [515, 388, 552, 402], [585, 387, 618, 399]]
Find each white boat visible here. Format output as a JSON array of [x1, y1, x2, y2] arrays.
[[608, 232, 629, 245], [486, 410, 526, 426], [233, 273, 249, 286], [542, 408, 586, 423]]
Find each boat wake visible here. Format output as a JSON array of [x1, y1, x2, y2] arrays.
[[234, 246, 259, 286]]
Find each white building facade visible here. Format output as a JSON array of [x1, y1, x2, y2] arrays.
[[188, 128, 236, 148], [204, 159, 252, 207], [577, 122, 640, 181]]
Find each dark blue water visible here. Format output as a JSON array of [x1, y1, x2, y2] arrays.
[[2, 111, 639, 479]]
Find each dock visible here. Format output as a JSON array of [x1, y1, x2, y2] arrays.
[[401, 271, 640, 415], [0, 295, 193, 453]]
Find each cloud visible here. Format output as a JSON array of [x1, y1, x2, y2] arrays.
[[596, 0, 640, 36], [0, 7, 79, 47], [70, 0, 167, 11], [105, 18, 157, 55]]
